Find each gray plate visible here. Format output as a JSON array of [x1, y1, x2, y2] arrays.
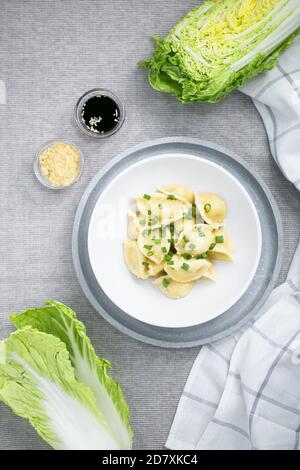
[[72, 137, 282, 348]]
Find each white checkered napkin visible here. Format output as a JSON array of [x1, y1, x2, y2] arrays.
[[241, 36, 300, 190], [166, 243, 300, 450]]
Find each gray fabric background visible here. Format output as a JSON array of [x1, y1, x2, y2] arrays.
[[0, 0, 299, 450]]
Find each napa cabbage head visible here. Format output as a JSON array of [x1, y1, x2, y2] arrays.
[[140, 0, 300, 102], [0, 301, 132, 450]]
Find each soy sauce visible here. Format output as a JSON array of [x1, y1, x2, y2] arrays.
[[80, 95, 120, 135]]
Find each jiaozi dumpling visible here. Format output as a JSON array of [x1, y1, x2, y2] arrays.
[[137, 227, 171, 264], [164, 254, 211, 282], [123, 239, 149, 279], [135, 193, 184, 227], [127, 210, 142, 239], [208, 229, 233, 261], [157, 184, 194, 204], [153, 275, 194, 299], [147, 260, 164, 276], [201, 263, 217, 281], [194, 192, 227, 229], [175, 224, 214, 257]]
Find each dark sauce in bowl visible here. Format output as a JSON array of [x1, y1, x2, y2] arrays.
[[75, 89, 125, 138], [81, 95, 120, 135]]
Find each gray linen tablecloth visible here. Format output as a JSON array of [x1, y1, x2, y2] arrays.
[[0, 0, 300, 450]]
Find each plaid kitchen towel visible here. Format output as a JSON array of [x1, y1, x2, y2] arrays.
[[241, 35, 300, 190], [166, 37, 300, 449], [166, 241, 300, 450]]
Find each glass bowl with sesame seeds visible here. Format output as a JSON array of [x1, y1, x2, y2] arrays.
[[33, 140, 84, 189], [75, 88, 125, 138]]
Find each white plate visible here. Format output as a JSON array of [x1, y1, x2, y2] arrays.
[[88, 153, 262, 328]]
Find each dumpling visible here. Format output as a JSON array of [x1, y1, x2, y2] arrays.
[[175, 224, 214, 257], [137, 227, 171, 264], [127, 210, 142, 239], [208, 229, 233, 261], [135, 193, 184, 227], [157, 184, 194, 204], [202, 263, 217, 281], [164, 254, 211, 282], [123, 239, 149, 279], [147, 260, 164, 276], [194, 192, 227, 229], [153, 275, 194, 299]]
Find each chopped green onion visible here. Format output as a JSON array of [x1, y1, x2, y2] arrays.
[[204, 203, 211, 213], [215, 235, 224, 243], [147, 209, 152, 215], [209, 242, 216, 250], [164, 252, 174, 262], [183, 235, 189, 243], [181, 263, 190, 271], [154, 239, 161, 244], [184, 207, 193, 220], [170, 224, 175, 235], [139, 219, 146, 226], [150, 216, 159, 226], [162, 278, 170, 288], [182, 253, 192, 260], [144, 244, 153, 250], [167, 194, 175, 200], [196, 252, 208, 259], [161, 246, 167, 253], [143, 194, 151, 200], [189, 243, 196, 250], [147, 251, 154, 257], [167, 238, 173, 243], [166, 260, 174, 265], [142, 261, 149, 267]]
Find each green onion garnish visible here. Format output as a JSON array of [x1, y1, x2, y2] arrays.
[[154, 239, 161, 244], [183, 235, 189, 243], [139, 219, 146, 226], [167, 194, 175, 200], [215, 235, 224, 243], [142, 261, 149, 267], [147, 251, 154, 257], [209, 242, 216, 250], [143, 194, 151, 200], [181, 263, 190, 271], [196, 252, 208, 259], [150, 216, 159, 226], [164, 252, 174, 262], [182, 253, 192, 260], [144, 244, 153, 250], [162, 278, 170, 288], [147, 209, 152, 215], [170, 224, 175, 235], [161, 247, 167, 253], [166, 260, 174, 265], [204, 203, 211, 213]]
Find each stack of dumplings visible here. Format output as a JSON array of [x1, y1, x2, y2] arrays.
[[124, 184, 233, 299]]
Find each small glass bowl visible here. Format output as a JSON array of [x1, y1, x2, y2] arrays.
[[75, 88, 125, 138], [33, 140, 84, 190]]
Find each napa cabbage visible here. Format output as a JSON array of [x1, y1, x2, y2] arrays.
[[140, 0, 300, 102], [0, 301, 132, 450]]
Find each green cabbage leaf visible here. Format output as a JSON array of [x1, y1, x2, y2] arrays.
[[140, 0, 300, 103]]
